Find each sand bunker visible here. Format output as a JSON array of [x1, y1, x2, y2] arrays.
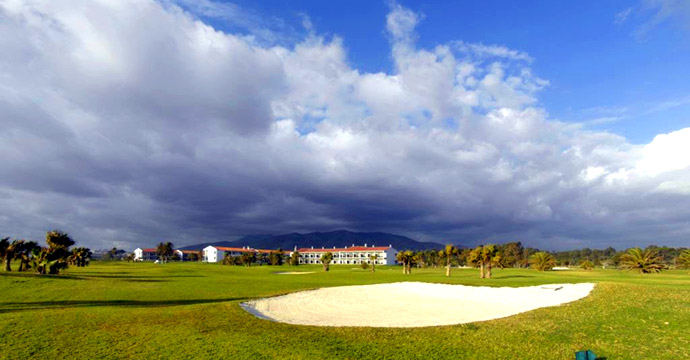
[[241, 282, 594, 327], [275, 271, 316, 275]]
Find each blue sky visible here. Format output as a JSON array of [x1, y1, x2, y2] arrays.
[[199, 0, 690, 144]]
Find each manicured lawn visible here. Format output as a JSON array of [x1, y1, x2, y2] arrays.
[[1, 262, 688, 359]]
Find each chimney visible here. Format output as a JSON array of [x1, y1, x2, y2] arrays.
[[364, 243, 367, 247], [352, 244, 355, 247], [322, 246, 324, 249], [389, 244, 392, 248], [333, 246, 336, 249], [311, 246, 314, 249], [294, 245, 297, 252]]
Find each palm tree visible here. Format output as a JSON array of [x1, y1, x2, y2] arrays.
[[69, 247, 92, 267], [30, 230, 75, 274], [530, 252, 556, 271], [1, 238, 23, 271], [46, 230, 75, 249], [320, 252, 333, 271], [269, 249, 284, 265], [619, 247, 664, 274], [16, 241, 38, 271], [467, 245, 498, 278], [439, 244, 459, 277], [467, 246, 484, 278], [395, 250, 415, 274], [481, 244, 498, 278], [0, 238, 10, 271], [677, 249, 690, 269], [580, 260, 594, 270], [240, 251, 256, 267], [369, 254, 378, 272], [156, 242, 174, 263]]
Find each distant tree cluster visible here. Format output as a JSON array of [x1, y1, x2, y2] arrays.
[[394, 242, 689, 276], [222, 252, 258, 267], [0, 230, 91, 275]]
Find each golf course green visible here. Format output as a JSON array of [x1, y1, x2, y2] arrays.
[[1, 262, 688, 359]]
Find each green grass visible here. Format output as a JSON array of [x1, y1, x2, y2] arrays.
[[1, 262, 688, 360]]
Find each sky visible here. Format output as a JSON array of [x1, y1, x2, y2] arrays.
[[0, 0, 689, 250]]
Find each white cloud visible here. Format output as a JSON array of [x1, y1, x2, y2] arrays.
[[636, 128, 690, 176]]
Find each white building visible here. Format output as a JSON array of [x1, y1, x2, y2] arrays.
[[203, 245, 253, 263], [296, 245, 397, 265], [202, 246, 291, 263], [134, 248, 200, 261], [133, 248, 157, 261]]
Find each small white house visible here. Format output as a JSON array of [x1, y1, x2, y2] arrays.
[[133, 248, 157, 261], [296, 245, 397, 265]]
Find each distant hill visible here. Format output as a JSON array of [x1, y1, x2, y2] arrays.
[[180, 230, 444, 251]]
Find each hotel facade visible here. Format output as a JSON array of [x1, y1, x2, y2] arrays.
[[296, 245, 398, 265]]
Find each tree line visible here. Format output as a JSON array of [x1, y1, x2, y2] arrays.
[[0, 230, 91, 275], [394, 242, 690, 277], [222, 249, 300, 267]]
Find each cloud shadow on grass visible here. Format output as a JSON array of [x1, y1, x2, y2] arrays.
[[0, 298, 247, 314], [0, 272, 203, 281]]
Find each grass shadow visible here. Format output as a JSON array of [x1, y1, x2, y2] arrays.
[[0, 298, 247, 314], [0, 272, 86, 281], [1, 273, 203, 281]]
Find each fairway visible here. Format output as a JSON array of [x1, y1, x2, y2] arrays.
[[1, 263, 689, 360]]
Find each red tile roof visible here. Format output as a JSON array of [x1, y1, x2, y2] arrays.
[[215, 246, 254, 252], [256, 249, 291, 254]]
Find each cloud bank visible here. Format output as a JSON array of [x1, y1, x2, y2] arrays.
[[1, 0, 689, 250]]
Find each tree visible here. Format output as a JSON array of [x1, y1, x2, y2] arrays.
[[619, 247, 664, 274], [320, 252, 333, 271], [369, 254, 378, 272], [31, 230, 75, 275], [187, 251, 202, 262], [530, 252, 556, 271], [677, 249, 690, 269], [68, 247, 92, 267], [580, 260, 594, 270], [156, 242, 174, 263], [0, 238, 11, 271], [1, 239, 25, 271], [501, 242, 525, 268], [102, 247, 123, 261], [268, 250, 284, 265], [222, 253, 236, 265], [289, 251, 300, 266], [240, 252, 256, 267], [467, 245, 498, 278], [396, 250, 415, 274], [259, 252, 269, 266], [439, 244, 459, 277], [16, 241, 39, 271]]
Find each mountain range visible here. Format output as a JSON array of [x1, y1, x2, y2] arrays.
[[180, 230, 444, 251]]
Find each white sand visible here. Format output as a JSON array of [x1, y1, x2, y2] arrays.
[[275, 271, 316, 275], [241, 282, 595, 327]]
